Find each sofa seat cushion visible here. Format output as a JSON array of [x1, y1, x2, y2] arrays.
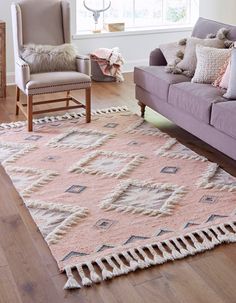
[[134, 66, 190, 102], [211, 101, 236, 139], [26, 71, 91, 95], [168, 82, 224, 124]]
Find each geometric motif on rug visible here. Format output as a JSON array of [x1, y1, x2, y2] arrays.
[[156, 138, 207, 161], [5, 166, 59, 197], [0, 141, 36, 165], [69, 150, 146, 178], [47, 128, 115, 150], [197, 163, 236, 192], [25, 200, 89, 245], [127, 118, 169, 137], [100, 179, 187, 217]]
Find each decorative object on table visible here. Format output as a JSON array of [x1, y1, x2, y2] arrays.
[[11, 0, 91, 132], [83, 0, 111, 33], [1, 107, 236, 291], [90, 47, 124, 82], [0, 21, 6, 98], [104, 22, 125, 32]]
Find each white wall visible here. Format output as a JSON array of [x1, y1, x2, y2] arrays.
[[1, 0, 235, 84], [200, 0, 236, 24]]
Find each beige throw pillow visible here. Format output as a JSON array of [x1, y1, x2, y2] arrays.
[[21, 44, 77, 74], [177, 37, 225, 77], [192, 45, 231, 84], [159, 42, 185, 66]]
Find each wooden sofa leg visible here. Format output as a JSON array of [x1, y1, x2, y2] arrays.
[[66, 91, 70, 107], [27, 95, 33, 132], [85, 87, 91, 123], [138, 101, 146, 118], [16, 86, 20, 115]]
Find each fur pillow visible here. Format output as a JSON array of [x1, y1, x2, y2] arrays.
[[192, 45, 231, 84], [159, 42, 186, 66], [177, 37, 225, 77], [20, 44, 77, 74]]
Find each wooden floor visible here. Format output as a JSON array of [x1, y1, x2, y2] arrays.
[[0, 73, 236, 303]]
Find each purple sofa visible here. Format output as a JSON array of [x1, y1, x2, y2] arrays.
[[134, 18, 236, 160]]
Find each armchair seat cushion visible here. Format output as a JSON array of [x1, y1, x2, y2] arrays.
[[25, 71, 91, 95], [134, 66, 190, 102]]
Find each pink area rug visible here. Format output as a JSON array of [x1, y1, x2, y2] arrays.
[[0, 107, 236, 290]]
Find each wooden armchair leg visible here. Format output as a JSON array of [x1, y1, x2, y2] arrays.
[[27, 95, 33, 132], [85, 87, 91, 123], [138, 101, 146, 118], [16, 86, 20, 115]]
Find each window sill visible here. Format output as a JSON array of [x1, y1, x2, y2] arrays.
[[72, 25, 193, 40]]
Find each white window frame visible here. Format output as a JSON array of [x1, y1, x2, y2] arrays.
[[72, 0, 199, 37]]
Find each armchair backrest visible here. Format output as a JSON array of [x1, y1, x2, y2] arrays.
[[11, 0, 71, 57]]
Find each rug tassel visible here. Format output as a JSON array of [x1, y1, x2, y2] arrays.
[[86, 262, 102, 283], [112, 254, 130, 274], [96, 259, 113, 280], [171, 239, 189, 257], [147, 245, 165, 265], [122, 252, 139, 271], [137, 247, 154, 266], [129, 249, 148, 269], [164, 240, 183, 259], [157, 242, 174, 260], [64, 267, 81, 290], [76, 264, 92, 287], [105, 256, 122, 276]]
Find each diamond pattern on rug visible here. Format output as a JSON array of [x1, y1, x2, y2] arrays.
[[6, 166, 59, 197], [47, 128, 114, 150], [95, 219, 116, 230], [156, 138, 207, 161], [197, 163, 236, 192], [206, 214, 228, 223], [199, 195, 218, 204], [124, 235, 149, 245], [155, 229, 173, 237], [69, 150, 145, 179], [127, 119, 169, 137], [97, 245, 114, 252], [0, 142, 36, 165], [101, 179, 187, 217], [26, 200, 89, 245], [62, 251, 89, 262]]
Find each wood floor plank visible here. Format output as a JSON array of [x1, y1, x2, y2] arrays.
[[0, 76, 235, 302], [160, 260, 226, 303], [0, 266, 23, 303]]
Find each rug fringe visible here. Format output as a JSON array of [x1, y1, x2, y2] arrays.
[[0, 106, 129, 130], [63, 220, 236, 290]]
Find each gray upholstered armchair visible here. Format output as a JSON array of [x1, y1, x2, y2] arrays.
[[11, 0, 91, 131]]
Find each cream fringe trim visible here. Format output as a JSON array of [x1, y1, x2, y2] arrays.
[[100, 179, 187, 217], [0, 106, 129, 129], [156, 138, 207, 162], [5, 166, 59, 197], [26, 200, 89, 245], [47, 128, 115, 150], [197, 163, 236, 192], [64, 220, 236, 290], [69, 150, 146, 179], [0, 141, 37, 165], [126, 118, 170, 138]]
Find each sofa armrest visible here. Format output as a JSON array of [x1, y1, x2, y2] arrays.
[[15, 57, 31, 92], [76, 55, 91, 76], [149, 48, 167, 66]]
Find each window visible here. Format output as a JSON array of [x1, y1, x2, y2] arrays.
[[76, 0, 199, 33]]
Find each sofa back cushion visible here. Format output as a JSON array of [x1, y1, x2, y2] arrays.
[[192, 17, 236, 40]]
